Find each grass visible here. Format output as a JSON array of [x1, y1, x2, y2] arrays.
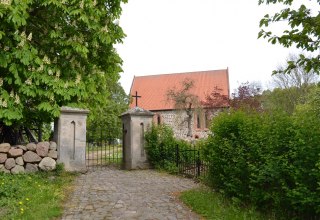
[[180, 187, 273, 220], [0, 166, 77, 219]]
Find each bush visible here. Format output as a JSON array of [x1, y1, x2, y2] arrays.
[[144, 124, 192, 173], [205, 109, 320, 218], [144, 124, 175, 167]]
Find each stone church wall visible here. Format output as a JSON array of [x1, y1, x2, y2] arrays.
[[153, 110, 209, 140]]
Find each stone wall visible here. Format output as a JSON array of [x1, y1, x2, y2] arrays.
[[0, 141, 58, 174], [154, 110, 210, 139]]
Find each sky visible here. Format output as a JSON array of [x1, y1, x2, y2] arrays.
[[116, 0, 308, 94]]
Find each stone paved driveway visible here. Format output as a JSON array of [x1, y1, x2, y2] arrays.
[[61, 167, 201, 220]]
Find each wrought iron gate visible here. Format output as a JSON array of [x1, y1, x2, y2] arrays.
[[175, 145, 209, 178], [86, 125, 123, 169]]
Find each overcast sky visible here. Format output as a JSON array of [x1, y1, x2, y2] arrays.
[[116, 0, 309, 94]]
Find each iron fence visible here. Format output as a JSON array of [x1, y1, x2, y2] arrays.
[[86, 126, 122, 169], [175, 145, 210, 178], [159, 143, 210, 178]]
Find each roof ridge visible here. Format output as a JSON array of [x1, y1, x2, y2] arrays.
[[134, 69, 228, 78], [129, 69, 230, 110]]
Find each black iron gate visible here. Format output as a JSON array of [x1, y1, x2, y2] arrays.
[[175, 145, 209, 178], [86, 126, 123, 169]]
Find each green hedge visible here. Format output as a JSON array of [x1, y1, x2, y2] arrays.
[[144, 124, 193, 172], [205, 109, 320, 218]]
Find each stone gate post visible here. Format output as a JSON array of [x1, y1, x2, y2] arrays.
[[121, 107, 154, 170], [55, 106, 89, 172]]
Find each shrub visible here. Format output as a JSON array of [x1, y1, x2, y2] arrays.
[[205, 109, 320, 218], [144, 124, 193, 172], [144, 124, 176, 167]]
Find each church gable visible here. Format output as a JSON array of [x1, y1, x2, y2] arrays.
[[129, 69, 230, 139], [129, 69, 230, 111]]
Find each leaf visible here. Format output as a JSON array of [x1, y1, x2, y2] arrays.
[[0, 53, 8, 68], [37, 102, 53, 112]]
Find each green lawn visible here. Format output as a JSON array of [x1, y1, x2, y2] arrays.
[[0, 166, 77, 219], [180, 187, 274, 220]]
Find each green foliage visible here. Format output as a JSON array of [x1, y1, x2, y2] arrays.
[[0, 170, 76, 219], [0, 0, 127, 126], [262, 83, 318, 115], [144, 124, 194, 173], [86, 82, 128, 141], [144, 124, 176, 169], [180, 187, 269, 220], [205, 106, 320, 218], [258, 0, 320, 74], [306, 85, 320, 116], [263, 87, 301, 114]]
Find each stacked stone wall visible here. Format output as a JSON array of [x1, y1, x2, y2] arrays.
[[0, 141, 58, 174], [155, 110, 210, 139]]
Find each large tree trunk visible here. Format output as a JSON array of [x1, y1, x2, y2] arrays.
[[186, 108, 193, 137]]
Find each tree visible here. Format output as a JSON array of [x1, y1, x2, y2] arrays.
[[306, 85, 320, 117], [273, 54, 319, 89], [264, 53, 319, 114], [0, 1, 127, 143], [201, 86, 229, 110], [258, 0, 320, 74], [262, 87, 300, 114], [230, 82, 263, 111], [86, 81, 129, 142], [166, 78, 200, 137], [201, 86, 229, 125], [262, 53, 319, 114]]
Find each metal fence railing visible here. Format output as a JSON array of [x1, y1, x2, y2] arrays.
[[158, 144, 210, 178], [175, 145, 210, 178], [86, 127, 122, 169]]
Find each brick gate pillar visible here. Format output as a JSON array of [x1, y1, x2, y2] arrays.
[[121, 107, 154, 170], [55, 106, 89, 172]]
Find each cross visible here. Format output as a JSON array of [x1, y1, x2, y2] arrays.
[[132, 91, 141, 107]]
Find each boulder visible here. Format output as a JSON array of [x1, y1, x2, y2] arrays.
[[22, 151, 42, 163], [15, 157, 24, 166], [49, 141, 57, 150], [11, 165, 25, 174], [14, 145, 27, 151], [0, 143, 10, 153], [5, 158, 15, 170], [38, 141, 50, 148], [0, 164, 10, 174], [48, 150, 58, 159], [36, 142, 49, 157], [0, 153, 7, 163], [39, 157, 56, 171], [8, 148, 23, 158], [26, 143, 37, 151], [25, 163, 39, 173]]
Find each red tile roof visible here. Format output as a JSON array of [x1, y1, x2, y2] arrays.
[[129, 69, 230, 111]]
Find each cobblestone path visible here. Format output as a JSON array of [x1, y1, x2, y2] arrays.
[[61, 167, 201, 220]]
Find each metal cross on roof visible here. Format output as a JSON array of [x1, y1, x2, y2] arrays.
[[132, 91, 141, 107]]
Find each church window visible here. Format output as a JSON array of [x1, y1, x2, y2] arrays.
[[204, 112, 210, 129], [196, 113, 201, 129]]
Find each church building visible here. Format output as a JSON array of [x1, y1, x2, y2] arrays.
[[129, 69, 230, 139]]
